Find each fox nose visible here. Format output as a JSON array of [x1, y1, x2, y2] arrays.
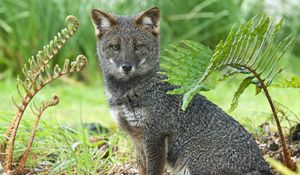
[[121, 64, 132, 73]]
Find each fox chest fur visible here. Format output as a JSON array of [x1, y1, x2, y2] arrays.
[[106, 81, 175, 136], [106, 82, 147, 131], [109, 103, 145, 131]]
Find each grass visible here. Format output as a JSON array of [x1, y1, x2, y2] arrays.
[[1, 71, 299, 174], [0, 75, 112, 127], [0, 117, 134, 174], [0, 75, 135, 174]]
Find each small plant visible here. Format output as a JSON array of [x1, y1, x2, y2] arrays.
[[0, 15, 87, 174], [161, 16, 296, 170]]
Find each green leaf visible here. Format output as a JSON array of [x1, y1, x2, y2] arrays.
[[228, 76, 254, 113], [160, 40, 213, 96], [182, 86, 199, 110]]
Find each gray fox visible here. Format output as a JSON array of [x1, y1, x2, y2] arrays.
[[91, 7, 272, 175]]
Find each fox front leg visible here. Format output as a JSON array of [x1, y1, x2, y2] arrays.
[[144, 136, 166, 175], [134, 141, 146, 175]]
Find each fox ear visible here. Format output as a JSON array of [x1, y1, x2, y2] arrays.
[[91, 9, 118, 38], [135, 7, 160, 36]]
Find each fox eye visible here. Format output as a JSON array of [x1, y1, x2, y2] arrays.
[[135, 44, 144, 51], [109, 44, 120, 51]]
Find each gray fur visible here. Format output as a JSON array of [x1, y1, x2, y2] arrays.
[[91, 7, 272, 175]]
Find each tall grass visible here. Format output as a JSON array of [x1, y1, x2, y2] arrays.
[[0, 0, 96, 81], [0, 0, 244, 82], [0, 0, 299, 83]]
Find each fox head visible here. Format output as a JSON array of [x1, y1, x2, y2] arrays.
[[91, 7, 160, 81]]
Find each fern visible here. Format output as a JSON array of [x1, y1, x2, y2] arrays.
[[3, 15, 79, 141], [160, 40, 212, 94], [16, 95, 60, 173], [0, 15, 87, 173], [181, 16, 293, 110]]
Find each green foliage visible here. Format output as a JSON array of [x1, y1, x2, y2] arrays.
[[229, 76, 254, 113], [164, 16, 293, 110], [1, 0, 300, 84], [156, 0, 245, 47], [0, 0, 97, 81], [272, 76, 300, 88], [160, 40, 212, 94], [0, 0, 251, 82]]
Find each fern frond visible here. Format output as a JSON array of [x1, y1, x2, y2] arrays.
[[4, 55, 87, 171], [3, 15, 79, 139], [22, 15, 79, 90], [3, 15, 79, 140], [16, 95, 59, 174], [180, 16, 293, 110], [0, 15, 86, 172], [160, 40, 213, 94]]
